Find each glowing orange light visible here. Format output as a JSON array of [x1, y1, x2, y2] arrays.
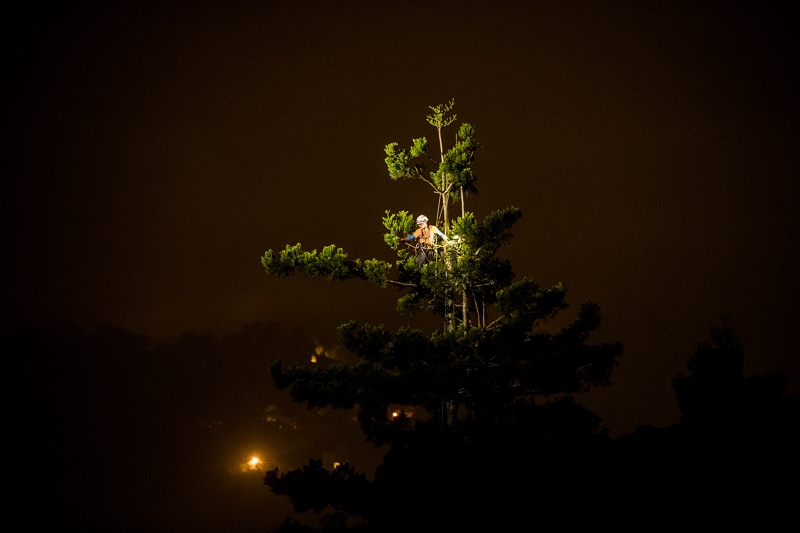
[[392, 411, 398, 418], [237, 455, 267, 473]]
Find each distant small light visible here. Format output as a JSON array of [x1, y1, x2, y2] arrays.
[[311, 355, 317, 363], [392, 411, 398, 418]]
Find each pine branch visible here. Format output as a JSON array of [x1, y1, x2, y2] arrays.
[[388, 280, 416, 288]]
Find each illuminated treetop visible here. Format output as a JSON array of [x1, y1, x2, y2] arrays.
[[260, 100, 622, 530]]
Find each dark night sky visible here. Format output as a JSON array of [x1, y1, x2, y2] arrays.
[[3, 1, 798, 531]]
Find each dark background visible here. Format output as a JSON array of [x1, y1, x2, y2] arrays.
[[3, 1, 797, 531]]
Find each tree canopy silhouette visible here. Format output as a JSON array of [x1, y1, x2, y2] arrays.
[[618, 318, 799, 527]]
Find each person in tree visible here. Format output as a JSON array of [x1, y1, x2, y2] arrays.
[[400, 214, 447, 270]]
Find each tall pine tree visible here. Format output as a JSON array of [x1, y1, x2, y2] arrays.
[[261, 101, 622, 531]]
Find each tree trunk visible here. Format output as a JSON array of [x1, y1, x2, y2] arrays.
[[445, 400, 457, 427], [462, 291, 468, 328], [437, 125, 449, 232]]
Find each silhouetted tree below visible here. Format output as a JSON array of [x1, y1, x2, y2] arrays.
[[617, 319, 799, 526]]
